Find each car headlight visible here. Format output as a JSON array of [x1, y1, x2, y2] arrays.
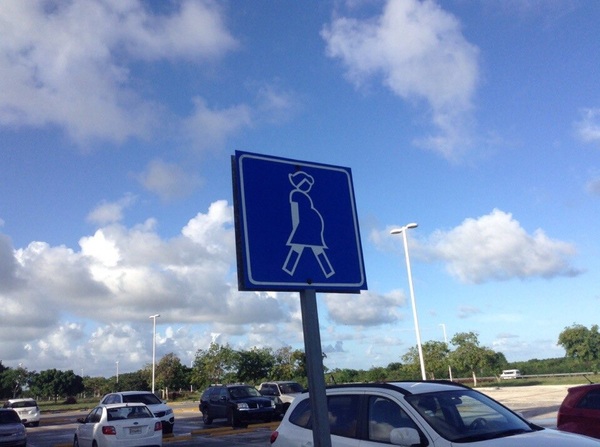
[[165, 408, 173, 415], [237, 402, 249, 410], [271, 400, 276, 408]]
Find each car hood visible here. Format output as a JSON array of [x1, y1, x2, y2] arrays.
[[459, 428, 600, 446]]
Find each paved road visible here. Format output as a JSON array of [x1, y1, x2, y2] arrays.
[[27, 385, 571, 447]]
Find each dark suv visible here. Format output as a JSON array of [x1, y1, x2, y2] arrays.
[[200, 384, 276, 427]]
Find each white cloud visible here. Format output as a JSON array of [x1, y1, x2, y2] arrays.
[[87, 194, 137, 225], [322, 0, 479, 159], [575, 108, 600, 144], [0, 0, 237, 144], [324, 289, 405, 326], [182, 97, 253, 151], [0, 200, 307, 375], [424, 209, 580, 283], [136, 159, 201, 201]]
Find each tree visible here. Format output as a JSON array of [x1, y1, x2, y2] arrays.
[[191, 343, 238, 389], [449, 332, 493, 386], [271, 347, 306, 380], [237, 347, 274, 383], [0, 365, 34, 399], [29, 369, 84, 402], [402, 341, 450, 380], [155, 353, 188, 393], [558, 324, 600, 364]]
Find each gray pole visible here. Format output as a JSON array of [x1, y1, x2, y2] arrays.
[[300, 289, 332, 447]]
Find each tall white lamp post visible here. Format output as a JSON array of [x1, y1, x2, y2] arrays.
[[440, 323, 453, 381], [149, 314, 160, 394], [391, 223, 426, 380]]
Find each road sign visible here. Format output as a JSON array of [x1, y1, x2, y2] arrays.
[[232, 150, 367, 292]]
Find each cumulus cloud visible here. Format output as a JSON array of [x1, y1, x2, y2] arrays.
[[575, 108, 600, 144], [181, 97, 253, 151], [0, 200, 304, 375], [87, 194, 137, 225], [136, 159, 201, 201], [324, 289, 406, 326], [0, 0, 237, 144], [322, 0, 479, 159], [424, 209, 580, 283]]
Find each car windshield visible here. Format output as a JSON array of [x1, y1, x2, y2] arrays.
[[406, 389, 537, 442], [280, 383, 304, 394], [229, 386, 261, 398], [0, 411, 21, 424], [122, 393, 162, 405]]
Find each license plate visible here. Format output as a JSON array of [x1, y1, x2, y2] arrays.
[[130, 427, 142, 434]]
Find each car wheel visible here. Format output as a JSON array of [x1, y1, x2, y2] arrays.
[[202, 407, 213, 425], [163, 422, 174, 434], [73, 435, 79, 447], [32, 421, 40, 427], [228, 409, 243, 428]]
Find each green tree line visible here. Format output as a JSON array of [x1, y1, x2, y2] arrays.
[[2, 324, 597, 401]]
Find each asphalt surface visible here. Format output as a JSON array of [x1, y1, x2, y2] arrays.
[[27, 385, 573, 447]]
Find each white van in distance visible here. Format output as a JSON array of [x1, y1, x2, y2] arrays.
[[500, 369, 522, 379]]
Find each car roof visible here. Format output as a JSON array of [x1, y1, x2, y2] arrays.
[[568, 383, 600, 392], [101, 402, 149, 409], [109, 391, 154, 395], [7, 398, 36, 403], [327, 380, 471, 396]]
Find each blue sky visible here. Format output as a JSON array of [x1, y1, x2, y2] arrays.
[[1, 0, 599, 378]]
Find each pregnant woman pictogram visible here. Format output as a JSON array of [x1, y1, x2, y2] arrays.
[[282, 171, 335, 278]]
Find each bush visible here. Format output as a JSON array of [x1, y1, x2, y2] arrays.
[[63, 396, 77, 405]]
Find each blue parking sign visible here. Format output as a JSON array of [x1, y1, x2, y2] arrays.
[[232, 150, 367, 292]]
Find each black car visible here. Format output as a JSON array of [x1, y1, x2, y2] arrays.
[[199, 384, 276, 427]]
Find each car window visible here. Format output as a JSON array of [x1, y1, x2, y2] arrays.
[[406, 390, 533, 442], [577, 389, 600, 410], [122, 393, 161, 405], [107, 406, 153, 421], [288, 394, 359, 439], [368, 396, 418, 443], [86, 407, 102, 424], [0, 411, 21, 424], [280, 382, 303, 394], [103, 394, 118, 404], [230, 386, 261, 398], [8, 400, 37, 408]]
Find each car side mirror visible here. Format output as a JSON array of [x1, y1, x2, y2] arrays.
[[76, 418, 86, 424], [390, 427, 422, 446]]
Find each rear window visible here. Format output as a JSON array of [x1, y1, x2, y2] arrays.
[[577, 389, 600, 410], [0, 410, 21, 424], [8, 400, 37, 408], [122, 393, 162, 405], [107, 406, 154, 421]]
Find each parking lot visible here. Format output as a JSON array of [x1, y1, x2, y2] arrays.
[[26, 385, 571, 447]]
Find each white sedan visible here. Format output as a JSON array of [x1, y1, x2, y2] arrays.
[[73, 403, 162, 447]]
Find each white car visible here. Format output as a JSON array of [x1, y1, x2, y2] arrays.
[[73, 403, 162, 447], [99, 391, 174, 434], [4, 398, 41, 427], [270, 381, 600, 446]]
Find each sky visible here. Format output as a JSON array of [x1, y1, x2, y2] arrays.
[[1, 0, 599, 379]]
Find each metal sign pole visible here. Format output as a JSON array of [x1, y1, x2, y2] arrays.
[[300, 289, 332, 447]]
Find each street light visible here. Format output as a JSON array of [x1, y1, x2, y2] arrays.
[[391, 223, 426, 380], [149, 314, 160, 394], [440, 323, 453, 381]]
